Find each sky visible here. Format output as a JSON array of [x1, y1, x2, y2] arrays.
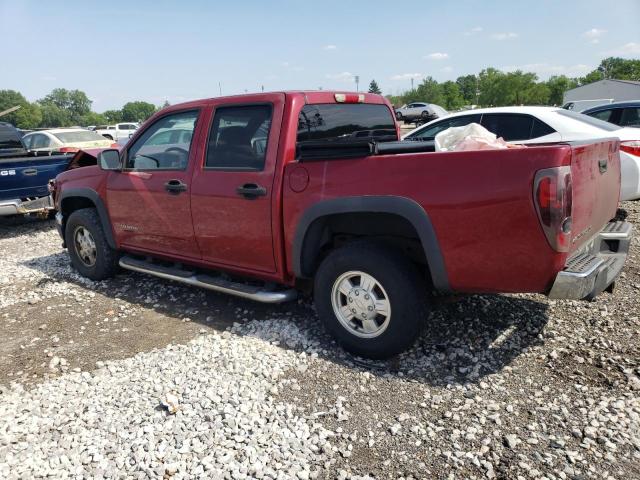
[[1, 0, 639, 111]]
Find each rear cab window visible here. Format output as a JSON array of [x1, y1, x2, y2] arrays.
[[297, 104, 397, 144]]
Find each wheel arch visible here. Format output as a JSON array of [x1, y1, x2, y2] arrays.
[[292, 196, 450, 292], [59, 188, 116, 249]]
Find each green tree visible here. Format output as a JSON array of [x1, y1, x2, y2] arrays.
[[121, 101, 157, 122], [103, 109, 123, 123], [413, 76, 446, 105], [368, 79, 382, 94], [38, 88, 92, 124], [441, 81, 465, 110], [0, 90, 42, 128], [579, 57, 640, 83], [455, 75, 478, 105], [545, 75, 579, 105], [39, 104, 72, 127], [80, 111, 108, 127]]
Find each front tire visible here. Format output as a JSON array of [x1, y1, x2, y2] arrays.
[[314, 242, 428, 359], [65, 208, 119, 280]]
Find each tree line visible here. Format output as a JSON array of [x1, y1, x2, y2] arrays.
[[375, 57, 640, 109], [0, 88, 166, 129], [2, 57, 638, 129]]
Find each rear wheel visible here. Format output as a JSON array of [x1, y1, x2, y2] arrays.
[[314, 242, 428, 359], [65, 208, 119, 280]]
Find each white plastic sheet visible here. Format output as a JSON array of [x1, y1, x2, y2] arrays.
[[434, 123, 525, 152]]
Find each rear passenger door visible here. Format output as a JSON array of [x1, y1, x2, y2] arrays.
[[190, 94, 285, 274]]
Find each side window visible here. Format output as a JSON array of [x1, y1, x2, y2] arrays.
[[32, 134, 51, 149], [22, 135, 33, 149], [206, 104, 272, 170], [620, 108, 640, 127], [409, 114, 481, 140], [530, 119, 556, 139], [588, 109, 613, 122], [125, 110, 198, 170], [481, 114, 533, 141]]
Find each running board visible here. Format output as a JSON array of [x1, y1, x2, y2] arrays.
[[119, 255, 297, 304]]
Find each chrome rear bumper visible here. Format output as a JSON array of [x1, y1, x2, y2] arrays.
[[548, 221, 632, 300], [0, 195, 53, 216]]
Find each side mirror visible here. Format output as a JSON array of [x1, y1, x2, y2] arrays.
[[97, 149, 121, 170]]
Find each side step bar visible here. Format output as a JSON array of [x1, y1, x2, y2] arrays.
[[119, 255, 297, 304]]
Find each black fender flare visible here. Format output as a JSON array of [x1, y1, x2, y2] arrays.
[[292, 196, 450, 292], [59, 188, 117, 249]]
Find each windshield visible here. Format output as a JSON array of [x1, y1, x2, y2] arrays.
[[53, 130, 109, 143], [556, 110, 621, 132]]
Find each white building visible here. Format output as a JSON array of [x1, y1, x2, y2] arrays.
[[563, 79, 640, 110]]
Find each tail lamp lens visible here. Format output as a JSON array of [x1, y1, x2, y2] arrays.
[[534, 166, 572, 252], [620, 141, 640, 157]]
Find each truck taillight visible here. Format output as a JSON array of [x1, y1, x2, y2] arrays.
[[59, 147, 79, 153], [620, 141, 640, 157], [534, 166, 572, 252], [335, 93, 365, 103]]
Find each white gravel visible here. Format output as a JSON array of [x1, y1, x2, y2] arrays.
[[0, 320, 333, 479]]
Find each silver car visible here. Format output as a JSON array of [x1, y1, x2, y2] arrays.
[[395, 102, 448, 123]]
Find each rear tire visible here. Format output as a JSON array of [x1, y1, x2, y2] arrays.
[[314, 242, 428, 359], [65, 208, 119, 280]]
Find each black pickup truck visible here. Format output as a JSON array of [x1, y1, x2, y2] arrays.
[[0, 122, 73, 216]]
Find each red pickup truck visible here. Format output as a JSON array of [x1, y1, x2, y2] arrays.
[[51, 91, 632, 358]]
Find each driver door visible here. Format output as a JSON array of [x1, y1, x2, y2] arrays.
[[106, 109, 203, 259]]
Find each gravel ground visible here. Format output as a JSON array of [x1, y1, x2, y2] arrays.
[[0, 203, 639, 479]]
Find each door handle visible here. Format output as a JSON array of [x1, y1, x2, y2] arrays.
[[23, 168, 38, 176], [164, 179, 188, 194], [236, 183, 267, 199]]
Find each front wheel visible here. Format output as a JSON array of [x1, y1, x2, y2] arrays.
[[314, 242, 428, 359], [65, 208, 119, 280]]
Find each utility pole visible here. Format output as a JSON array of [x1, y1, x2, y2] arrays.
[[261, 85, 264, 92], [218, 82, 222, 96], [355, 75, 360, 92], [411, 78, 414, 91], [0, 105, 20, 118]]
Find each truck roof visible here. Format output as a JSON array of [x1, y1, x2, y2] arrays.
[[162, 91, 389, 111]]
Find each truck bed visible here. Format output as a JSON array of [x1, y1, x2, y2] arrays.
[[283, 138, 621, 294]]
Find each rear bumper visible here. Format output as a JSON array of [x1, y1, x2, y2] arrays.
[[548, 220, 633, 300], [0, 195, 53, 216]]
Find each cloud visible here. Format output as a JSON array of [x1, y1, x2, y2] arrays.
[[491, 32, 518, 40], [281, 61, 290, 67], [464, 26, 483, 36], [440, 66, 453, 73], [604, 42, 640, 56], [390, 73, 423, 81], [424, 52, 449, 60], [326, 72, 355, 82], [501, 63, 591, 77], [583, 28, 606, 44], [323, 44, 337, 50]]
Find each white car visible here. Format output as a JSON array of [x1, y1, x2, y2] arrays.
[[95, 123, 139, 141], [403, 106, 640, 201], [22, 128, 114, 153]]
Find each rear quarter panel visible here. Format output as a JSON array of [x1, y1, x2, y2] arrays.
[[283, 145, 577, 293]]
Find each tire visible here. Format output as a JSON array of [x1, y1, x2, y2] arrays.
[[395, 112, 403, 121], [103, 135, 113, 140], [420, 110, 430, 119], [314, 242, 428, 359], [65, 208, 119, 280]]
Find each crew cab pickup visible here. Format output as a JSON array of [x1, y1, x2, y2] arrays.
[[0, 122, 73, 216], [51, 91, 633, 358]]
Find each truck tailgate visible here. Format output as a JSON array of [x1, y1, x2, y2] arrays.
[[567, 139, 620, 253]]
